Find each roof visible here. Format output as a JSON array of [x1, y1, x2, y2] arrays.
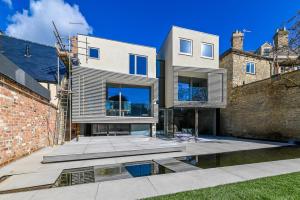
[[0, 35, 65, 83], [0, 53, 50, 100], [220, 48, 273, 61], [278, 57, 300, 66]]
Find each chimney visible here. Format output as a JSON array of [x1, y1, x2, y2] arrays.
[[231, 30, 244, 50], [273, 27, 289, 50]]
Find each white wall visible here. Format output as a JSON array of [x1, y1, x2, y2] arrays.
[[40, 82, 57, 106], [77, 34, 157, 78], [158, 26, 220, 108], [171, 26, 219, 69]]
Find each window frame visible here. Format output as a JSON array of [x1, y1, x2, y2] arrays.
[[263, 48, 271, 57], [200, 42, 214, 59], [179, 38, 193, 56], [246, 62, 256, 75], [129, 54, 148, 77], [88, 47, 100, 59]]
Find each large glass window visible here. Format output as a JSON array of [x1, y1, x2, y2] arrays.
[[106, 84, 151, 117], [246, 62, 255, 74], [129, 54, 147, 76], [201, 43, 213, 58], [178, 76, 208, 101], [179, 38, 192, 55], [89, 47, 99, 59]]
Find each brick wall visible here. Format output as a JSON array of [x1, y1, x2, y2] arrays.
[[0, 75, 57, 166], [221, 70, 300, 142]]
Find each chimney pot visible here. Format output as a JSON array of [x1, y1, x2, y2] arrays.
[[273, 27, 289, 50]]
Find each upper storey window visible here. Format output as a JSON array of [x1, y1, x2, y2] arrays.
[[200, 43, 214, 59], [263, 48, 271, 57], [89, 47, 100, 59], [179, 38, 192, 55], [129, 54, 147, 76]]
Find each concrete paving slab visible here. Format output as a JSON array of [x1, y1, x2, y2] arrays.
[[154, 158, 199, 172], [254, 160, 300, 175], [0, 190, 37, 200], [2, 158, 300, 200], [96, 177, 157, 200], [42, 146, 185, 163], [146, 166, 254, 196], [0, 170, 61, 193], [31, 183, 99, 200], [220, 164, 275, 180]]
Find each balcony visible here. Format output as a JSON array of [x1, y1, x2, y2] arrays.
[[178, 76, 208, 102]]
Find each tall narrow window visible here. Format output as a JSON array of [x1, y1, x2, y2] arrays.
[[246, 62, 256, 74], [129, 54, 147, 76], [89, 47, 99, 59], [129, 54, 135, 74], [179, 38, 192, 55], [137, 56, 147, 75], [201, 43, 213, 59]]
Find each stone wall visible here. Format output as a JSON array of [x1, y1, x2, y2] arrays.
[[0, 75, 57, 166], [221, 70, 300, 142], [220, 51, 272, 88]]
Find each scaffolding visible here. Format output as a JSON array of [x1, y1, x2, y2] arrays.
[[53, 22, 73, 144]]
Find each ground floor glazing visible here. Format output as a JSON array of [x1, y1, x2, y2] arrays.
[[156, 108, 218, 137], [77, 108, 218, 138], [79, 123, 153, 137]]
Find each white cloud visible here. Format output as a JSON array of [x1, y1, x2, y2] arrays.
[[5, 0, 92, 46], [1, 0, 12, 8]]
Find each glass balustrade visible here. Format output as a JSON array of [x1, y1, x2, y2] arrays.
[[178, 76, 208, 101]]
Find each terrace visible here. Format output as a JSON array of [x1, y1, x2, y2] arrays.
[[0, 135, 299, 199]]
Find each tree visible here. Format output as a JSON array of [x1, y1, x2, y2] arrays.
[[287, 10, 300, 55]]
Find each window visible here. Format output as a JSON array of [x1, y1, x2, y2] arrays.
[[106, 84, 151, 117], [246, 62, 255, 74], [263, 48, 271, 57], [129, 54, 147, 75], [89, 47, 99, 59], [178, 76, 208, 101], [179, 38, 192, 55], [201, 43, 214, 58]]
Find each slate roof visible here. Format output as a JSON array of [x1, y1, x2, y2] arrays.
[[0, 53, 50, 100], [0, 35, 66, 83]]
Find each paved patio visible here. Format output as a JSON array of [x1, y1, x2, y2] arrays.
[[42, 136, 185, 163], [0, 135, 295, 199]]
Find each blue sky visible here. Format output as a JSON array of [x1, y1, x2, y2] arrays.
[[0, 0, 299, 53]]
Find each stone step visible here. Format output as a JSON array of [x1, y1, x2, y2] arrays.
[[154, 158, 199, 172], [42, 146, 186, 163]]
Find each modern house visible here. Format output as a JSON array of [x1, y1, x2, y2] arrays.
[[71, 26, 227, 137], [72, 34, 158, 136], [156, 27, 226, 136]]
